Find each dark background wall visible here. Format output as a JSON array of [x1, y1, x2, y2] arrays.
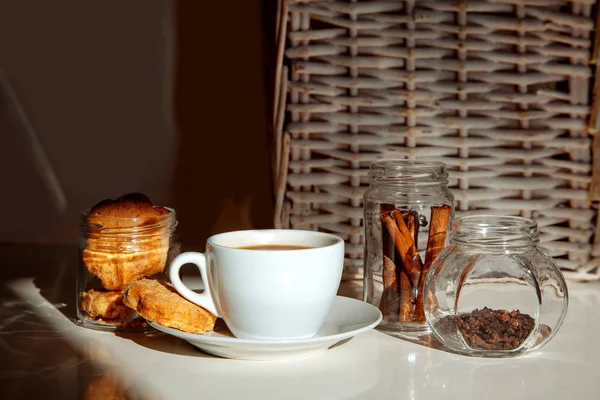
[[0, 0, 274, 248]]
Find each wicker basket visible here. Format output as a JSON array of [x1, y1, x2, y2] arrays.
[[272, 0, 600, 282]]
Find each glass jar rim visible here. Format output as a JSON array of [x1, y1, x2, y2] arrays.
[[451, 215, 539, 248], [368, 159, 448, 185], [81, 206, 177, 236]]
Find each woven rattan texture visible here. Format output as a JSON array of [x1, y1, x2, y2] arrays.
[[273, 0, 600, 281]]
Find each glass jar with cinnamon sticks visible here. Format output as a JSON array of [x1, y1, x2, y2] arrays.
[[363, 160, 454, 340], [423, 215, 568, 357]]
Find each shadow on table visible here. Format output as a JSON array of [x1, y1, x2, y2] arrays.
[[0, 244, 79, 323], [117, 318, 228, 359], [115, 330, 217, 359], [34, 259, 79, 323], [117, 320, 356, 360]]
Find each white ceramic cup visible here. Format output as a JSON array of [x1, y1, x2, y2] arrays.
[[169, 229, 345, 340]]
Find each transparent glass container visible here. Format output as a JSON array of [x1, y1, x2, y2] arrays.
[[77, 208, 180, 331], [424, 215, 569, 357], [363, 160, 454, 340]]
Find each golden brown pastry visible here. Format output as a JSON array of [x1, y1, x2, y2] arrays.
[[122, 279, 217, 334], [80, 289, 136, 321], [82, 193, 173, 290], [88, 193, 169, 227], [83, 246, 169, 291]]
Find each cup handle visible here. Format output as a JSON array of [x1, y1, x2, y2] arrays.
[[169, 252, 220, 317]]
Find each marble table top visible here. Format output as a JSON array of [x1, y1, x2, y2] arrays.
[[1, 244, 599, 400]]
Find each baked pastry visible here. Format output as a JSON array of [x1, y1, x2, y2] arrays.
[[88, 193, 169, 227], [82, 193, 173, 290], [122, 279, 217, 334], [83, 244, 169, 291], [80, 289, 136, 321]]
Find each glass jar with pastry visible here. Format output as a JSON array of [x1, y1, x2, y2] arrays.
[[76, 193, 180, 331]]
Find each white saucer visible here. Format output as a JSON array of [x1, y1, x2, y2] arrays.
[[149, 296, 382, 361]]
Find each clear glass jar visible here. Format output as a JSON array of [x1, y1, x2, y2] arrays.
[[424, 215, 569, 357], [363, 160, 454, 340], [77, 208, 180, 331]]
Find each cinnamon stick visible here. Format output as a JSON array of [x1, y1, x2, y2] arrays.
[[398, 268, 414, 322], [398, 211, 419, 321], [379, 204, 399, 319], [414, 205, 451, 322], [379, 255, 400, 319], [381, 204, 396, 260], [382, 210, 422, 322], [387, 210, 423, 287], [401, 210, 419, 248]]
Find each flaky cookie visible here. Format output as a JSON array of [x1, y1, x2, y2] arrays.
[[80, 289, 136, 321], [122, 279, 217, 334], [83, 193, 173, 290]]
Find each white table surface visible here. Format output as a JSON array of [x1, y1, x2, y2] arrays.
[[1, 245, 599, 400]]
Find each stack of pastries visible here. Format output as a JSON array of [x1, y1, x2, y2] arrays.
[[83, 193, 172, 291], [79, 193, 216, 334], [80, 193, 172, 325]]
